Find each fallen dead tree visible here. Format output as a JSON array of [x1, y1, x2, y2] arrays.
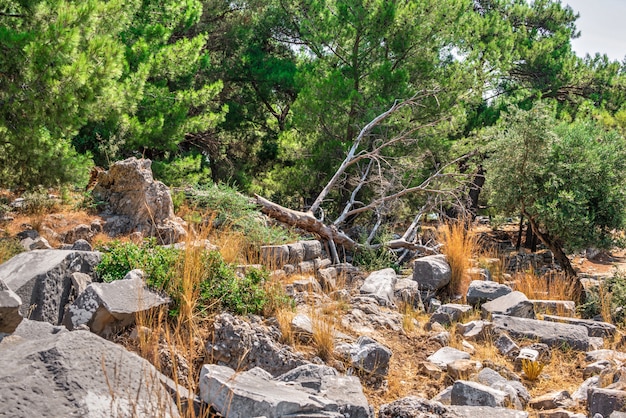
[[255, 91, 476, 263]]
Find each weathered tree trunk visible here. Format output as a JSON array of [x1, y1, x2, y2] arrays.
[[525, 213, 584, 303]]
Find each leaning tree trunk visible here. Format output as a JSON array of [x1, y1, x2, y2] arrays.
[[525, 214, 584, 303]]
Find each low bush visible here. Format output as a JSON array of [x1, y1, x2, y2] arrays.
[[96, 239, 290, 317], [579, 269, 626, 324]]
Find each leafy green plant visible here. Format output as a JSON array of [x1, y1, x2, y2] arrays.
[[186, 184, 299, 246], [579, 270, 626, 324], [0, 238, 24, 264]]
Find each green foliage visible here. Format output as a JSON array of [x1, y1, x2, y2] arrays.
[[485, 103, 626, 254], [95, 238, 287, 316], [0, 237, 24, 265], [151, 153, 212, 187], [187, 184, 299, 246], [96, 239, 179, 290], [352, 229, 399, 272], [579, 271, 626, 324]]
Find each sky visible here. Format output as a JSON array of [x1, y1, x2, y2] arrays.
[[565, 0, 626, 62]]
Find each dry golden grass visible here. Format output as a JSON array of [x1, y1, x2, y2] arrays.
[[599, 282, 614, 324], [310, 310, 335, 362], [438, 221, 478, 300], [521, 359, 544, 381], [275, 306, 296, 345], [398, 302, 426, 334], [513, 270, 577, 301]]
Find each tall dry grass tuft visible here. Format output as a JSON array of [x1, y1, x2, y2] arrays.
[[311, 310, 335, 362], [513, 270, 576, 301], [438, 220, 477, 300], [134, 224, 212, 418]]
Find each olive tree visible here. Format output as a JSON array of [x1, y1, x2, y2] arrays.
[[485, 103, 626, 299]]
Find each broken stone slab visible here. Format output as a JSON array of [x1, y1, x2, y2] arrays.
[[475, 367, 530, 409], [71, 239, 93, 251], [494, 332, 520, 357], [21, 235, 53, 250], [430, 303, 473, 326], [584, 360, 612, 379], [491, 314, 589, 351], [207, 313, 309, 377], [360, 268, 397, 307], [199, 364, 373, 418], [63, 274, 170, 337], [427, 346, 471, 370], [572, 376, 600, 403], [449, 406, 528, 417], [287, 242, 305, 264], [0, 250, 101, 324], [530, 300, 576, 317], [292, 276, 323, 293], [543, 314, 617, 338], [456, 320, 492, 341], [481, 291, 535, 320], [588, 387, 626, 418], [413, 254, 451, 291], [586, 350, 626, 363], [291, 313, 314, 342], [0, 279, 22, 334], [529, 390, 573, 411], [451, 380, 510, 408], [0, 323, 178, 417], [93, 157, 186, 244], [466, 280, 512, 306]]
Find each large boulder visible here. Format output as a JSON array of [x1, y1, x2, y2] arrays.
[[360, 268, 397, 307], [451, 380, 509, 408], [475, 367, 530, 409], [0, 319, 178, 417], [491, 314, 589, 351], [63, 271, 170, 337], [199, 364, 373, 418], [207, 313, 309, 376], [466, 280, 512, 306], [346, 336, 392, 377], [0, 279, 22, 334], [588, 387, 626, 418], [92, 157, 186, 244], [481, 291, 535, 320], [0, 250, 101, 324], [413, 255, 451, 291]]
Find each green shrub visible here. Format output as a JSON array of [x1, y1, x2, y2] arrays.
[[96, 239, 289, 316], [579, 270, 626, 324], [0, 237, 24, 264]]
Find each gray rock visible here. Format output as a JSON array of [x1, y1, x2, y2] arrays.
[[466, 280, 512, 306], [543, 314, 617, 338], [297, 260, 317, 274], [572, 376, 600, 402], [287, 242, 305, 264], [0, 279, 22, 334], [348, 336, 392, 377], [588, 387, 626, 418], [22, 235, 53, 250], [448, 406, 528, 417], [491, 314, 589, 351], [413, 255, 451, 291], [318, 267, 338, 291], [291, 313, 313, 342], [586, 350, 626, 363], [494, 333, 520, 357], [199, 364, 373, 418], [378, 396, 528, 418], [292, 276, 323, 293], [451, 380, 509, 407], [430, 303, 472, 326], [0, 250, 101, 324], [529, 390, 573, 410], [93, 157, 186, 244], [70, 272, 93, 296], [427, 347, 471, 370], [71, 239, 93, 251], [394, 278, 421, 305], [475, 367, 529, 409], [378, 396, 450, 417], [63, 275, 170, 336], [260, 245, 290, 269], [342, 296, 403, 333], [0, 323, 178, 417], [584, 360, 612, 379], [360, 268, 397, 307], [301, 240, 323, 261], [530, 300, 576, 317], [482, 291, 535, 319], [207, 313, 309, 376], [456, 320, 492, 341]]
